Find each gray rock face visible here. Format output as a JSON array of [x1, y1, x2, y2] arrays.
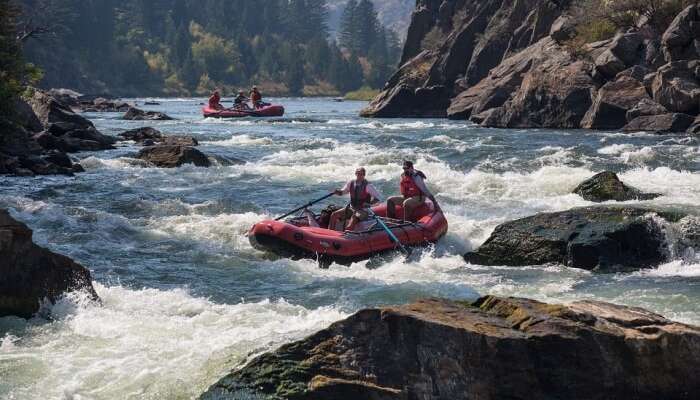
[[137, 145, 210, 168], [623, 112, 695, 133], [449, 38, 596, 128], [573, 171, 661, 202], [123, 107, 173, 121], [201, 296, 700, 400], [464, 206, 672, 271], [0, 209, 99, 318]]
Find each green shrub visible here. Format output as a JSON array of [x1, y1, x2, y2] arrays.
[[344, 86, 379, 100]]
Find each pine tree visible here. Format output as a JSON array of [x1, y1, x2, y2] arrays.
[[338, 0, 358, 52]]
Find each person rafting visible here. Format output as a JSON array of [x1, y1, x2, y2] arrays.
[[208, 90, 224, 110], [233, 91, 251, 110], [386, 160, 441, 221], [328, 167, 382, 231], [250, 86, 264, 109]]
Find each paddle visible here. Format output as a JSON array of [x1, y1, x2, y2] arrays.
[[275, 192, 335, 221], [366, 208, 410, 255]]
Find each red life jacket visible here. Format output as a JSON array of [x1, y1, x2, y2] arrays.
[[209, 93, 221, 109], [251, 91, 262, 103], [350, 180, 371, 209], [400, 170, 426, 197]]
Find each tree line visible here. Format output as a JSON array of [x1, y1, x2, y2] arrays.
[[12, 0, 401, 97]]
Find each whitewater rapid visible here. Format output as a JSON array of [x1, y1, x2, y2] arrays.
[[2, 98, 700, 399]]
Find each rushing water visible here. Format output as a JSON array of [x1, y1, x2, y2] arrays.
[[1, 98, 700, 399]]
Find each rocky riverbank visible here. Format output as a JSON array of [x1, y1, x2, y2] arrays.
[[201, 295, 700, 400], [362, 1, 700, 134]]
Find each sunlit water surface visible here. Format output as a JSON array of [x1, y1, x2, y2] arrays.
[[2, 98, 700, 399]]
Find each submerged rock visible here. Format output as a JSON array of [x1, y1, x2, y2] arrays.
[[573, 171, 661, 202], [0, 209, 99, 318], [201, 296, 700, 400], [464, 206, 675, 271], [137, 145, 210, 168], [123, 107, 173, 121]]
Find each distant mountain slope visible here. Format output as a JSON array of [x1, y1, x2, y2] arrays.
[[328, 0, 414, 39]]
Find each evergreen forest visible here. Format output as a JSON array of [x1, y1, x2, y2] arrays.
[[16, 0, 402, 96]]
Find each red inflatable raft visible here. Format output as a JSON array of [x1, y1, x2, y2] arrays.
[[202, 104, 284, 118], [248, 202, 447, 265]]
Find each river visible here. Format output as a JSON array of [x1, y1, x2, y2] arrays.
[[1, 98, 699, 399]]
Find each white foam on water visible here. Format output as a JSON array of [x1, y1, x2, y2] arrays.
[[203, 134, 274, 146], [620, 146, 656, 164], [354, 121, 436, 130], [146, 211, 269, 253], [597, 143, 635, 155], [326, 119, 353, 124], [0, 284, 346, 400], [620, 167, 700, 205]]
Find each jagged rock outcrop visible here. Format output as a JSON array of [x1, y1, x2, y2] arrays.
[[362, 2, 700, 133], [573, 171, 660, 202], [201, 296, 700, 400], [0, 209, 99, 318], [137, 145, 210, 168], [449, 38, 595, 128], [123, 107, 173, 121], [361, 0, 568, 118], [463, 206, 677, 271]]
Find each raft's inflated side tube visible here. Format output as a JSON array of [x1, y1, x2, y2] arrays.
[[202, 105, 285, 118], [248, 202, 448, 265]]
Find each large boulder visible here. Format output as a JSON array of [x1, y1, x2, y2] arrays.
[[623, 112, 695, 133], [47, 88, 82, 108], [662, 5, 700, 62], [0, 209, 99, 318], [123, 107, 173, 121], [137, 145, 210, 168], [463, 206, 674, 271], [626, 97, 668, 121], [27, 89, 94, 132], [573, 171, 660, 202], [594, 32, 644, 80], [651, 61, 700, 114], [581, 75, 650, 129], [201, 296, 700, 400]]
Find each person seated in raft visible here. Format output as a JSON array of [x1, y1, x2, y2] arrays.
[[249, 86, 266, 109], [386, 160, 441, 221], [328, 167, 382, 231], [208, 90, 224, 110], [233, 91, 251, 110], [303, 204, 340, 228]]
